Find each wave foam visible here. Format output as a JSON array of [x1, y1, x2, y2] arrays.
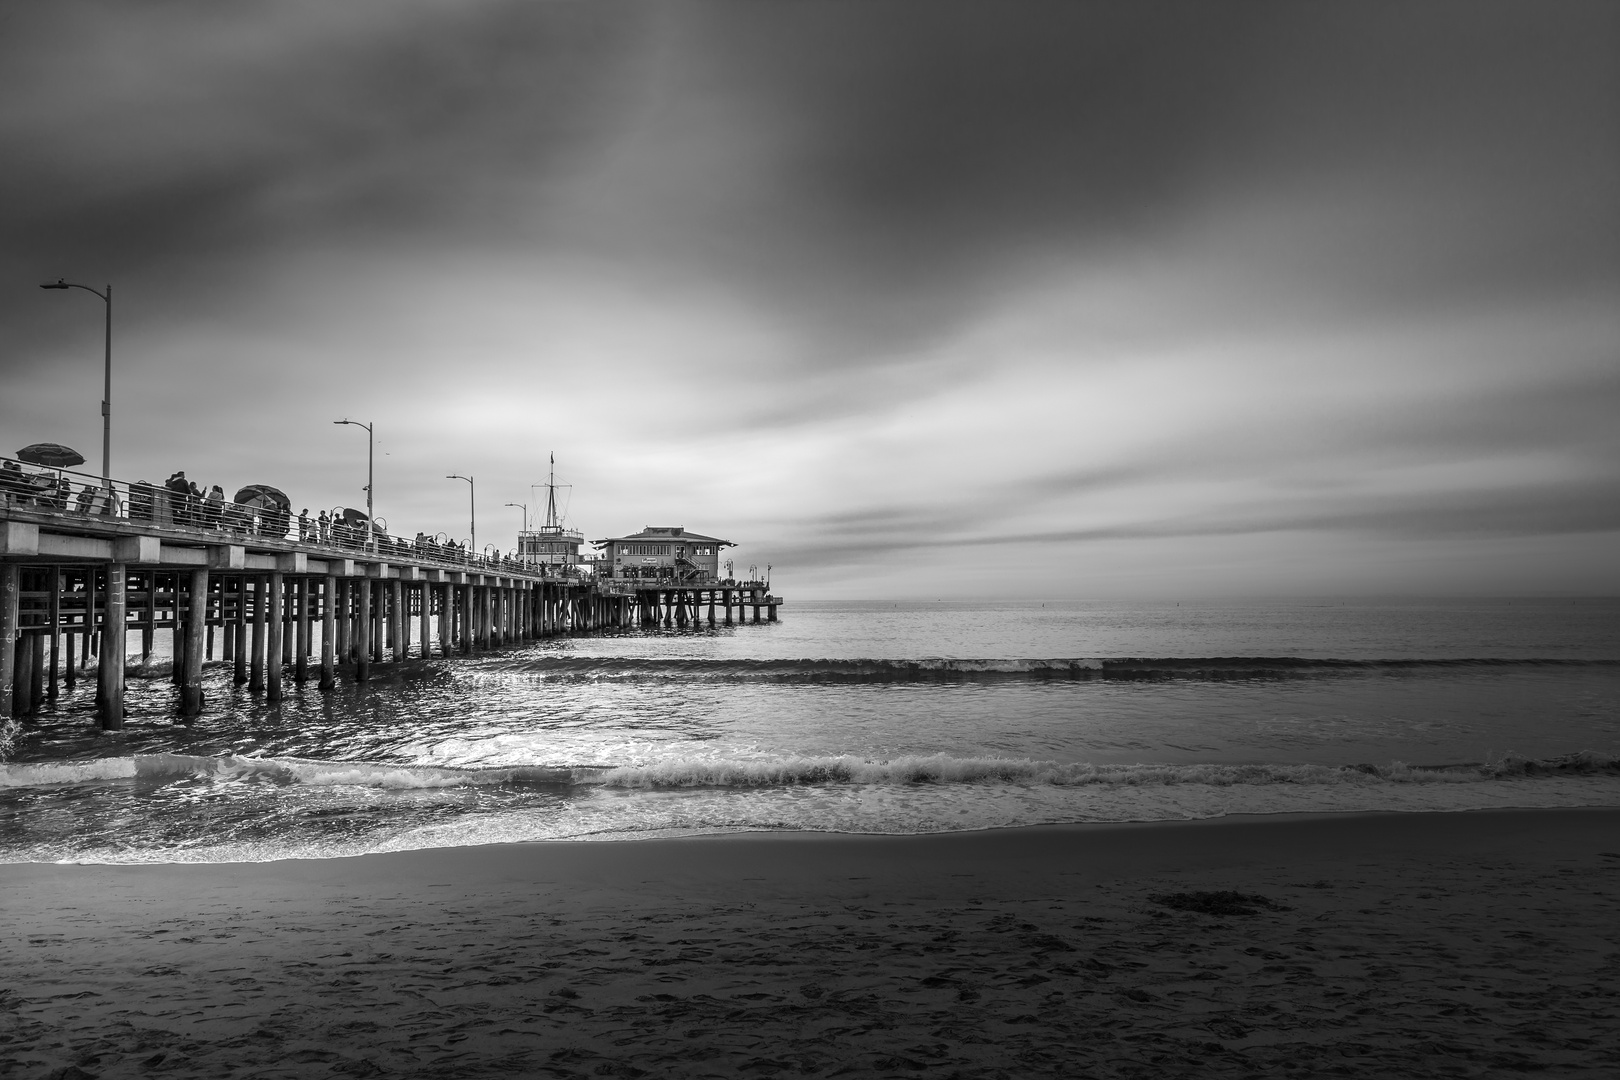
[[592, 751, 1620, 789], [496, 656, 1612, 684], [8, 750, 1614, 792]]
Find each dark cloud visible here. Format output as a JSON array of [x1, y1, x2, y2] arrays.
[[2, 2, 1615, 596]]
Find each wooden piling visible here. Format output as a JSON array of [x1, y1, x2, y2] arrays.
[[356, 577, 372, 682], [267, 572, 284, 702], [234, 577, 249, 684], [27, 630, 42, 711], [47, 567, 60, 700], [141, 571, 154, 664], [15, 632, 34, 716], [322, 579, 338, 689], [223, 579, 236, 662], [281, 579, 294, 665], [460, 585, 472, 653], [249, 576, 266, 692], [336, 579, 351, 666], [437, 583, 452, 658], [418, 583, 430, 659], [172, 574, 186, 684], [370, 578, 384, 664], [82, 570, 96, 669], [295, 578, 310, 684], [320, 575, 336, 690], [181, 568, 207, 716], [63, 573, 76, 691], [391, 579, 406, 662], [98, 563, 127, 729]]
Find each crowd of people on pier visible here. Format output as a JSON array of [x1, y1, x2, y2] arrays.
[[1, 459, 116, 515], [4, 457, 573, 575]]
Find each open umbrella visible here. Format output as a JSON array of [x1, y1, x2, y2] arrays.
[[233, 484, 290, 509], [15, 443, 84, 468], [340, 507, 370, 527]]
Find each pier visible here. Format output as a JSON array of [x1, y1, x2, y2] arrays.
[[1, 459, 781, 728]]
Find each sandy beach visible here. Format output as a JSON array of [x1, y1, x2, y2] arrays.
[[3, 808, 1617, 1079]]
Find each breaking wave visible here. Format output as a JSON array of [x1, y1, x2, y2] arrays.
[[5, 750, 1616, 793], [496, 656, 1614, 683]]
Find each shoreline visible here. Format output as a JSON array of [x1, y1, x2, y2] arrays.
[[7, 797, 1620, 868], [5, 806, 1616, 1077]]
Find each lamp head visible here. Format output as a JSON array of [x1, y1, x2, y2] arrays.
[[40, 279, 70, 290]]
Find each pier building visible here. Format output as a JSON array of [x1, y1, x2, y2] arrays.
[[2, 456, 780, 729], [595, 526, 733, 583]]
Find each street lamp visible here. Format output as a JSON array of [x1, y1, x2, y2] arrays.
[[333, 419, 375, 553], [39, 279, 112, 481], [505, 502, 529, 566], [447, 474, 475, 554]]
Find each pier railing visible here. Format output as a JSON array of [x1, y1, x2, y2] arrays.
[[0, 455, 587, 580]]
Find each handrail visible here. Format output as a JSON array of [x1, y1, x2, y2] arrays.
[[0, 455, 587, 581]]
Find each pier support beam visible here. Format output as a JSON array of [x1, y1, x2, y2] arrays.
[[390, 579, 405, 663], [418, 583, 431, 659], [320, 575, 336, 690], [99, 564, 127, 729], [47, 568, 60, 700], [25, 632, 42, 715], [63, 572, 77, 691], [437, 583, 452, 658], [223, 579, 236, 662], [170, 575, 183, 681], [356, 578, 372, 682], [83, 571, 96, 671], [295, 578, 310, 684], [266, 572, 284, 702], [336, 580, 351, 666], [3, 564, 22, 718], [15, 631, 34, 717], [249, 576, 266, 692], [281, 579, 294, 666], [181, 568, 208, 716], [233, 578, 247, 683]]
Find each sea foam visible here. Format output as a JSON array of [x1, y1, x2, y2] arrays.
[[4, 750, 1614, 792]]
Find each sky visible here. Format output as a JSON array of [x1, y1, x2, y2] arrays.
[[2, 0, 1616, 599]]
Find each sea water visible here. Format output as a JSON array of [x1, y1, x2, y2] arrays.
[[1, 598, 1616, 863]]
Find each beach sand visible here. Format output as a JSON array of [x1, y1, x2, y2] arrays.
[[3, 808, 1617, 1079]]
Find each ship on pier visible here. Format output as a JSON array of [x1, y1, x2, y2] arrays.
[[515, 454, 583, 572]]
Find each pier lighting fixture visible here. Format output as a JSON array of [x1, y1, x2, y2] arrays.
[[447, 474, 475, 553], [38, 278, 112, 481], [333, 419, 376, 553], [504, 501, 528, 532]]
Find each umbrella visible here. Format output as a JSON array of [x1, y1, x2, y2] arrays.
[[341, 507, 370, 527], [233, 484, 290, 509], [15, 443, 84, 468]]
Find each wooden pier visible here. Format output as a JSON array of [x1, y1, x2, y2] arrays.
[[2, 466, 780, 728]]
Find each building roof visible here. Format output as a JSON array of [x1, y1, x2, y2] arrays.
[[593, 525, 734, 547]]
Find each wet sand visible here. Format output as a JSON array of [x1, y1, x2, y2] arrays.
[[3, 808, 1617, 1079]]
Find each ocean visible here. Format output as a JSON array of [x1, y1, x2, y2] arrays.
[[2, 597, 1617, 864]]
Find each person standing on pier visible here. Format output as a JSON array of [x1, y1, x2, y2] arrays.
[[298, 509, 311, 542], [317, 510, 330, 543]]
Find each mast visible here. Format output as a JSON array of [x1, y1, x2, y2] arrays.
[[543, 452, 561, 531]]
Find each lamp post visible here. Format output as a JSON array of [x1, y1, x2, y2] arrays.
[[333, 419, 375, 553], [448, 474, 475, 555], [39, 279, 112, 481], [504, 501, 528, 565]]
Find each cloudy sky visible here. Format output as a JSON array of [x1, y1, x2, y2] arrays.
[[2, 1, 1615, 599]]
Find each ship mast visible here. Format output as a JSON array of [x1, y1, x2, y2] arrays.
[[543, 452, 561, 531]]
